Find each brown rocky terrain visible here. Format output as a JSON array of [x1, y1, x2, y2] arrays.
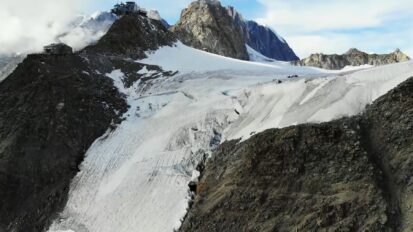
[[181, 77, 413, 231]]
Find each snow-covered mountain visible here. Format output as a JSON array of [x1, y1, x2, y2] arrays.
[[295, 48, 411, 70], [1, 2, 413, 232]]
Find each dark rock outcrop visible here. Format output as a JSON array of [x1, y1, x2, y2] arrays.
[[86, 14, 176, 59], [295, 48, 410, 70], [181, 77, 413, 231], [0, 12, 177, 232], [227, 6, 299, 61], [0, 54, 128, 232], [172, 0, 249, 60]]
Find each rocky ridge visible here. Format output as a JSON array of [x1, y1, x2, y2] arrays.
[[295, 48, 410, 70], [0, 13, 176, 232], [86, 14, 176, 59], [181, 77, 413, 231]]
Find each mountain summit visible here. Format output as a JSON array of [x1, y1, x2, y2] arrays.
[[86, 14, 175, 58], [172, 0, 249, 60], [172, 0, 299, 61]]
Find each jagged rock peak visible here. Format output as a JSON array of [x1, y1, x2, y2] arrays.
[[392, 48, 409, 58], [86, 14, 176, 59], [345, 48, 365, 55], [200, 0, 220, 4], [173, 0, 299, 61], [295, 48, 410, 70], [172, 0, 249, 60]]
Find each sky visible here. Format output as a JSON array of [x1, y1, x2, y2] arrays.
[[84, 0, 264, 23], [0, 0, 412, 58]]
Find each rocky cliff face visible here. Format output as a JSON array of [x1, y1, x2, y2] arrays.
[[172, 1, 299, 61], [0, 14, 176, 232], [295, 48, 410, 70], [227, 6, 299, 61], [181, 77, 413, 231], [172, 0, 249, 60]]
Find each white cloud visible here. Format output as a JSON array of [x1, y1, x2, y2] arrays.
[[256, 0, 413, 31], [287, 35, 350, 56], [0, 0, 89, 55], [255, 0, 413, 58], [286, 31, 413, 59]]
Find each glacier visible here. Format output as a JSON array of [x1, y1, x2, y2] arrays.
[[49, 42, 413, 232]]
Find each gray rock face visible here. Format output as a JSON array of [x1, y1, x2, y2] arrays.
[[172, 1, 299, 61], [295, 48, 410, 70], [172, 0, 249, 60], [227, 6, 299, 61], [181, 77, 413, 231]]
